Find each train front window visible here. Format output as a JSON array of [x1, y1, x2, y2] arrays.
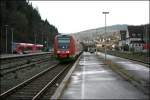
[[58, 37, 70, 49]]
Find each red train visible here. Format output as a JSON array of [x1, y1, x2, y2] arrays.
[[54, 34, 82, 60], [13, 42, 43, 54]]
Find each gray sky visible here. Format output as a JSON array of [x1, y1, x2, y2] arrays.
[[30, 1, 149, 33]]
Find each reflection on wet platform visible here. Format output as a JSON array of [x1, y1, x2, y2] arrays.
[[61, 52, 148, 99]]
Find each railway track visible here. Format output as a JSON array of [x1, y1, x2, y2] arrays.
[[0, 62, 73, 100], [1, 53, 52, 69], [0, 52, 51, 64], [0, 52, 53, 77], [0, 52, 58, 94], [0, 57, 50, 77]]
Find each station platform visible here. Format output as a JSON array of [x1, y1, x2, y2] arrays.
[[97, 52, 149, 85], [0, 52, 51, 59], [59, 52, 148, 99]]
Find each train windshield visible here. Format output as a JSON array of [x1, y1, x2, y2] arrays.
[[58, 37, 70, 49]]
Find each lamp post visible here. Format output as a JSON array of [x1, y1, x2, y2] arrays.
[[1, 27, 2, 52], [5, 25, 8, 53], [42, 32, 43, 45], [102, 11, 109, 61], [11, 28, 14, 54], [47, 36, 48, 51], [34, 33, 36, 44]]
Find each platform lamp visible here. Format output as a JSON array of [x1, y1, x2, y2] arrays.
[[5, 25, 8, 54], [102, 11, 109, 61]]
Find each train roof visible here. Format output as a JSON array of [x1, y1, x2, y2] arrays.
[[57, 34, 70, 37], [14, 42, 43, 47]]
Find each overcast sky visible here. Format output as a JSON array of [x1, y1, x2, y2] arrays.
[[29, 1, 149, 33]]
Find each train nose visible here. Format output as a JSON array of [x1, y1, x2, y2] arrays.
[[57, 50, 70, 59], [59, 54, 68, 58]]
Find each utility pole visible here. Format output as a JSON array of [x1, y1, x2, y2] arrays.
[[34, 33, 36, 45], [145, 24, 148, 52], [102, 12, 109, 61], [42, 32, 43, 45], [1, 27, 2, 53], [47, 37, 48, 51], [5, 25, 8, 54], [1, 27, 3, 47], [11, 28, 14, 54]]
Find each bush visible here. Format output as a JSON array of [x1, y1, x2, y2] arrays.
[[130, 47, 135, 53], [123, 44, 129, 51]]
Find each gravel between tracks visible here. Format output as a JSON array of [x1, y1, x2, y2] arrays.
[[0, 58, 58, 94], [1, 63, 73, 100]]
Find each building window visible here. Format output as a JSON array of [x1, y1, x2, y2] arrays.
[[132, 33, 136, 37], [137, 34, 142, 37]]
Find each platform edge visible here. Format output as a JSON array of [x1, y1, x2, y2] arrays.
[[50, 55, 81, 99]]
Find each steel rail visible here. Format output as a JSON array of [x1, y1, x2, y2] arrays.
[[0, 63, 59, 99], [0, 57, 50, 77], [32, 63, 71, 100], [0, 53, 52, 68], [0, 60, 28, 70], [0, 52, 52, 60], [0, 56, 49, 70]]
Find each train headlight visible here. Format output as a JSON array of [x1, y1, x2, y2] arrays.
[[57, 50, 60, 53], [66, 51, 70, 53]]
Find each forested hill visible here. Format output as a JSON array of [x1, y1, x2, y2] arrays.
[[1, 0, 58, 53]]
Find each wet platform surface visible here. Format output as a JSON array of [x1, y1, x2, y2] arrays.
[[97, 52, 149, 83], [60, 52, 149, 99]]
